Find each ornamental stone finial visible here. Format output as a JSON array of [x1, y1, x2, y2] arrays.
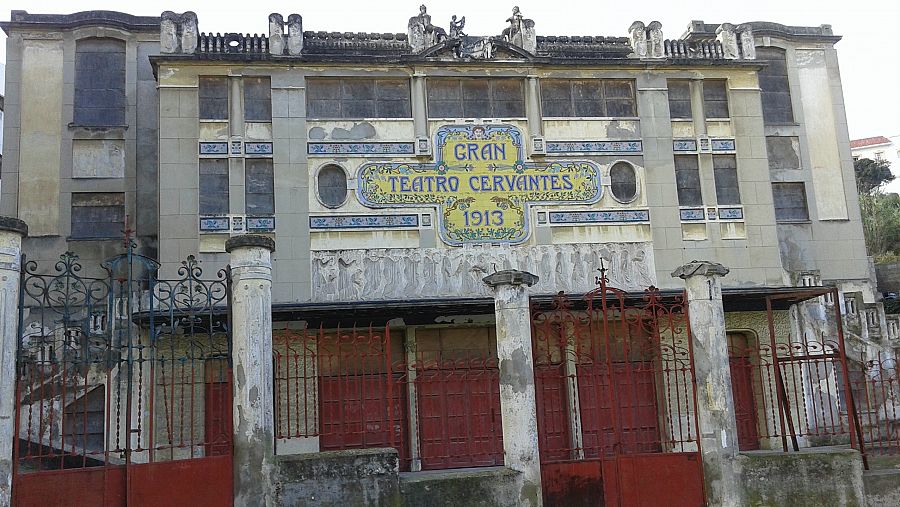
[[671, 260, 730, 279], [287, 14, 303, 55], [716, 22, 739, 59], [501, 6, 536, 53]]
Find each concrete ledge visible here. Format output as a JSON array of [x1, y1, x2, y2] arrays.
[[277, 448, 400, 507], [225, 234, 275, 252], [400, 466, 522, 507], [864, 469, 900, 507], [0, 217, 28, 237], [739, 447, 865, 507]]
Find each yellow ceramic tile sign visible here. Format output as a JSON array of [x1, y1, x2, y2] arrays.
[[357, 124, 601, 245]]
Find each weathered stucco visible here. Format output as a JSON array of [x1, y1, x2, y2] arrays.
[[739, 448, 865, 507], [0, 222, 26, 507]]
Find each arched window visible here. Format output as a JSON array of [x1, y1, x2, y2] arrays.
[[609, 162, 638, 202], [317, 165, 348, 208], [74, 38, 126, 126]]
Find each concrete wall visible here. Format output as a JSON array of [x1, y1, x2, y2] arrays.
[[400, 467, 521, 507], [864, 469, 900, 507], [739, 448, 866, 507]]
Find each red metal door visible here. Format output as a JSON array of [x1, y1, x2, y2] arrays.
[[729, 355, 760, 451], [205, 361, 233, 456], [416, 365, 503, 469]]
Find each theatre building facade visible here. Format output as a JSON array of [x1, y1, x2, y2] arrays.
[[1, 7, 899, 507]]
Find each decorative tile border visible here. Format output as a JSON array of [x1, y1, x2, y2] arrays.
[[199, 142, 228, 155], [548, 209, 650, 224], [712, 139, 736, 151], [673, 139, 698, 152], [248, 216, 276, 231], [308, 142, 416, 156], [230, 141, 243, 155], [245, 142, 273, 155], [545, 140, 642, 154], [309, 214, 419, 229], [679, 208, 705, 221], [199, 216, 230, 231], [718, 207, 744, 220]]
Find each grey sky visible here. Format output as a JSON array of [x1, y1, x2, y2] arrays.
[[2, 0, 898, 139]]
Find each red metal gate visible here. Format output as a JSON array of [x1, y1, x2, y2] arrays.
[[532, 277, 704, 507], [14, 250, 233, 506]]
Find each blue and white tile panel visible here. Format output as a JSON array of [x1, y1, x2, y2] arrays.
[[545, 140, 642, 154], [673, 139, 698, 152], [245, 142, 274, 155], [711, 139, 736, 151], [199, 142, 228, 155], [248, 216, 276, 231], [548, 209, 650, 225], [309, 214, 420, 230], [672, 138, 736, 152], [199, 216, 230, 231], [199, 215, 276, 233], [679, 208, 706, 221], [679, 207, 743, 222], [307, 142, 416, 156]]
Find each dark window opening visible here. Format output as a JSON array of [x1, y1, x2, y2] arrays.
[[244, 77, 272, 122], [713, 155, 741, 205], [317, 165, 348, 208], [675, 156, 703, 206], [245, 159, 275, 216], [74, 38, 126, 127], [199, 159, 229, 215], [773, 182, 810, 222], [541, 79, 637, 118], [757, 47, 794, 125], [703, 80, 730, 119], [427, 79, 525, 119], [667, 80, 692, 120], [610, 162, 638, 202], [307, 78, 412, 119], [71, 192, 125, 239], [199, 77, 229, 120]]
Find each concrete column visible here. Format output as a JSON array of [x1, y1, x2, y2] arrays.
[[0, 217, 27, 507], [525, 76, 543, 137], [404, 326, 422, 472], [672, 260, 745, 507], [483, 270, 543, 507], [226, 235, 277, 507], [412, 72, 427, 140]]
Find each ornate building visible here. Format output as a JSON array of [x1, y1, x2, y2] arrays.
[[1, 7, 898, 507]]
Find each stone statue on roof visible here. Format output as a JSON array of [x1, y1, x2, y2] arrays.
[[449, 15, 466, 39], [408, 5, 447, 53], [500, 6, 536, 53]]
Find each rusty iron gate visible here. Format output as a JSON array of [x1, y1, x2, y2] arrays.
[[531, 274, 704, 507], [13, 242, 233, 506]]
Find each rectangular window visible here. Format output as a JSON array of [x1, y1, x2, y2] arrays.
[[199, 159, 229, 215], [675, 156, 703, 206], [427, 79, 525, 118], [244, 77, 272, 122], [757, 47, 794, 125], [71, 192, 125, 239], [713, 155, 741, 205], [540, 79, 636, 118], [245, 159, 275, 216], [199, 77, 229, 120], [74, 38, 126, 126], [307, 78, 412, 119], [667, 80, 692, 119], [773, 182, 810, 222], [703, 80, 729, 119]]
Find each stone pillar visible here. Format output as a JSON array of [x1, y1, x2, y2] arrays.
[[226, 235, 277, 507], [0, 217, 27, 507], [483, 270, 543, 507], [672, 260, 745, 507], [412, 72, 427, 140], [525, 76, 543, 137]]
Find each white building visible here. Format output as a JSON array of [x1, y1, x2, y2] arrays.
[[851, 135, 900, 193]]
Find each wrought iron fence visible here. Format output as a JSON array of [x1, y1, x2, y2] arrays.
[[851, 350, 900, 456], [15, 248, 231, 473], [530, 284, 700, 464], [273, 325, 503, 471]]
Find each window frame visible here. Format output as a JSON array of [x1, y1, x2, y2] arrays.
[[756, 46, 795, 125], [713, 155, 741, 205], [539, 79, 638, 119], [772, 181, 811, 223], [307, 78, 413, 119], [666, 80, 693, 120], [315, 163, 350, 209], [702, 80, 730, 120], [674, 155, 703, 207], [199, 158, 230, 216], [245, 158, 275, 217], [70, 192, 126, 240], [199, 76, 229, 121], [426, 78, 526, 119], [243, 76, 272, 122], [608, 160, 640, 204], [73, 37, 126, 128]]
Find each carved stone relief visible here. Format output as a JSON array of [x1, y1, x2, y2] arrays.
[[310, 243, 657, 302]]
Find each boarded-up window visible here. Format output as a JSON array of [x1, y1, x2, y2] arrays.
[[71, 192, 125, 239], [245, 159, 275, 216], [427, 79, 525, 118], [667, 80, 692, 119], [317, 165, 348, 208], [713, 155, 741, 205], [610, 162, 638, 202], [675, 156, 702, 206], [244, 77, 272, 122], [773, 182, 810, 221], [757, 47, 794, 125], [74, 38, 126, 126], [766, 136, 801, 171], [307, 78, 412, 119], [199, 159, 229, 215], [199, 77, 228, 120], [540, 79, 637, 117], [703, 80, 729, 119]]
